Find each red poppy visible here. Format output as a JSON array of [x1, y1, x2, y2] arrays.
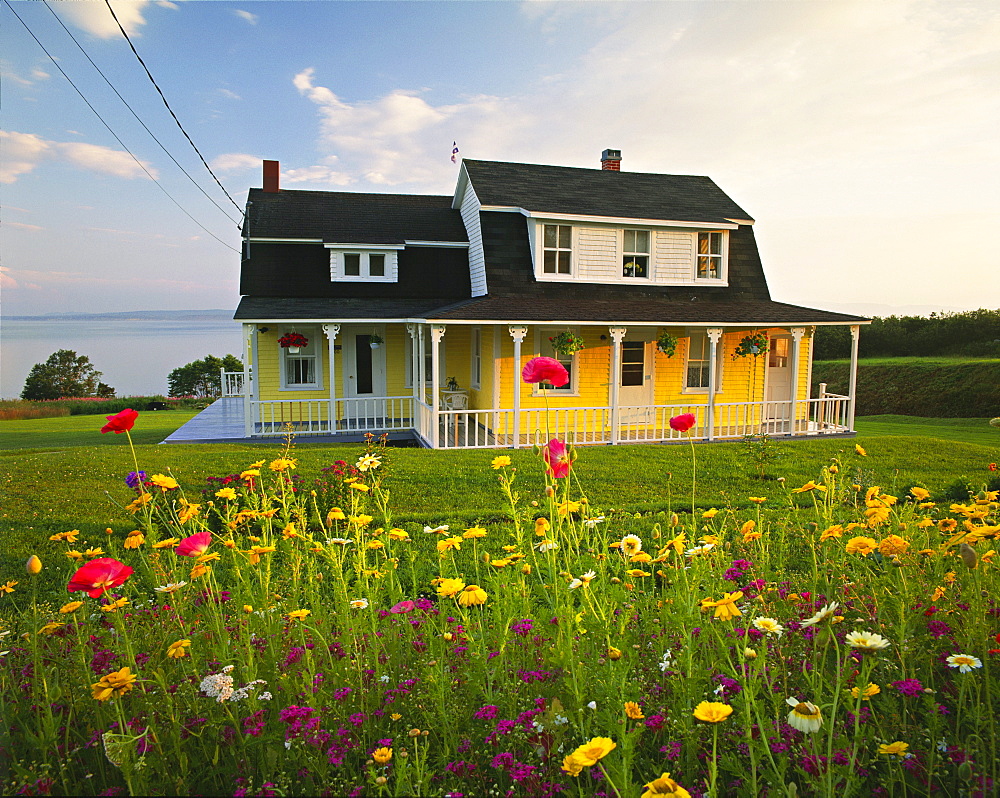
[[543, 439, 572, 479], [101, 408, 139, 434], [669, 413, 697, 433], [67, 558, 133, 598], [390, 600, 415, 614], [989, 463, 997, 472], [521, 357, 569, 387], [175, 530, 211, 558]]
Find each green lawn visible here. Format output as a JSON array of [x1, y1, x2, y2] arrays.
[[854, 414, 998, 446], [818, 355, 1000, 366], [0, 409, 199, 450]]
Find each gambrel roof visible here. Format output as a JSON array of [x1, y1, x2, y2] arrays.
[[460, 159, 754, 225], [245, 188, 467, 244]]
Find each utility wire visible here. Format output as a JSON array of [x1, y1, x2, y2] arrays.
[[43, 1, 242, 227], [103, 0, 243, 215], [4, 0, 241, 253]]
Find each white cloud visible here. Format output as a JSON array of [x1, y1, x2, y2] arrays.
[[211, 153, 262, 173], [0, 131, 157, 183], [1, 62, 50, 88], [234, 9, 258, 25], [218, 88, 242, 101], [55, 1, 153, 39], [6, 221, 44, 232]]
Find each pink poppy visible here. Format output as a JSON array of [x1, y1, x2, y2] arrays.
[[669, 413, 697, 433], [543, 439, 572, 479], [175, 530, 211, 558], [390, 600, 415, 614], [67, 558, 133, 598], [101, 408, 138, 434], [521, 357, 569, 387]]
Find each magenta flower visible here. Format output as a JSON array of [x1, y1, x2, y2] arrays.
[[543, 439, 572, 478], [521, 357, 569, 387], [669, 413, 697, 432], [67, 557, 133, 598], [175, 530, 211, 558], [390, 600, 415, 614], [101, 408, 138, 434]]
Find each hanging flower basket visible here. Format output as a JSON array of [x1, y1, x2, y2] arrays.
[[548, 331, 584, 357], [656, 331, 679, 357], [369, 333, 384, 349], [734, 331, 769, 359], [279, 333, 309, 350]]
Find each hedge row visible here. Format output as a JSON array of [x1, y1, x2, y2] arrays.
[[812, 361, 1000, 417]]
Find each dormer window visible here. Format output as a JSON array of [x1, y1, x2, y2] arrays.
[[329, 248, 399, 282], [697, 232, 724, 280], [623, 229, 650, 278], [542, 224, 572, 274]]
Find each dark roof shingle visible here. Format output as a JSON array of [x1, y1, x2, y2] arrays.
[[463, 159, 753, 224], [245, 189, 467, 244]]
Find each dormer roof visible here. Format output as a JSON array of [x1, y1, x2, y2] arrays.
[[458, 159, 754, 225]]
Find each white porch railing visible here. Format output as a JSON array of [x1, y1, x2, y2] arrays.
[[245, 395, 853, 447], [248, 396, 415, 437], [221, 369, 246, 397]]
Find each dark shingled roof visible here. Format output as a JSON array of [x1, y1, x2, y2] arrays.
[[463, 159, 753, 225], [244, 188, 468, 244], [236, 295, 867, 325], [428, 296, 866, 324]]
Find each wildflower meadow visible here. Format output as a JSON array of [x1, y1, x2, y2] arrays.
[[2, 361, 998, 797]]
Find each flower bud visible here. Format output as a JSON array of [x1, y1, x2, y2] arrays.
[[26, 555, 42, 575], [375, 776, 387, 785]]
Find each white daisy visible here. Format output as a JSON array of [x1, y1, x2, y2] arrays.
[[946, 653, 983, 673], [845, 630, 891, 651], [799, 602, 840, 627], [785, 697, 823, 733], [620, 534, 643, 556], [350, 598, 369, 609], [423, 525, 450, 534], [583, 517, 606, 528], [753, 617, 785, 636], [154, 582, 187, 593]]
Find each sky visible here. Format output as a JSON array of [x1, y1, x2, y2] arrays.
[[2, 0, 999, 319]]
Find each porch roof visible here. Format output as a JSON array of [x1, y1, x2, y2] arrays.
[[235, 295, 868, 326]]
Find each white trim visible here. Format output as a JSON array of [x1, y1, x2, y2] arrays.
[[470, 326, 482, 390], [329, 250, 398, 283], [279, 325, 323, 391], [238, 316, 869, 327], [323, 243, 405, 250], [481, 206, 740, 230], [248, 237, 324, 244], [404, 240, 470, 248], [533, 325, 580, 396], [682, 328, 724, 394]]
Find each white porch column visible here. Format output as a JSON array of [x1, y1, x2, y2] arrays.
[[508, 326, 528, 449], [608, 326, 627, 445], [406, 324, 419, 404], [706, 328, 723, 441], [417, 325, 427, 404], [430, 325, 446, 448], [322, 324, 340, 432], [848, 324, 861, 431], [789, 327, 806, 435], [243, 323, 256, 437]]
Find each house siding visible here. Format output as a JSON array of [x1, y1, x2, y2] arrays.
[[459, 183, 488, 297]]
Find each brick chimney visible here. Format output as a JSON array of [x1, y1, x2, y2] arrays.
[[601, 149, 621, 171], [262, 160, 280, 192]]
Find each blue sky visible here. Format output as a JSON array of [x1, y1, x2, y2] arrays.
[[2, 0, 998, 317]]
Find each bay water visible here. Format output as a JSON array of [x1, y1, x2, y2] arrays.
[[1, 312, 244, 399]]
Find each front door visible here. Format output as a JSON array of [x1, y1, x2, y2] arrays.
[[619, 333, 654, 425], [343, 327, 387, 425], [764, 335, 792, 432]]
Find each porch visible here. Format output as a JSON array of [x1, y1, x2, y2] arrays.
[[166, 388, 854, 448]]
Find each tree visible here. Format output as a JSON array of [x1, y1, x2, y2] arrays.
[[21, 350, 108, 400], [168, 354, 243, 398]]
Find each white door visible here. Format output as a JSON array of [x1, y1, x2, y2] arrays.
[[342, 327, 387, 426], [619, 333, 654, 425], [764, 336, 792, 432]]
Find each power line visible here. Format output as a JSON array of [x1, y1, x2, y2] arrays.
[[43, 1, 242, 228], [103, 0, 243, 215], [4, 0, 241, 254]]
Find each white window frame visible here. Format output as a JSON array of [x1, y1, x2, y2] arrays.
[[328, 247, 400, 282], [470, 327, 482, 390], [622, 228, 652, 280], [539, 223, 573, 277], [694, 231, 727, 282], [533, 326, 580, 396], [279, 326, 322, 390], [404, 338, 446, 388], [682, 330, 723, 394]]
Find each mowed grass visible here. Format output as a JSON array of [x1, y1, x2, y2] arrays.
[[818, 356, 1000, 366], [0, 409, 199, 450], [854, 415, 999, 446]]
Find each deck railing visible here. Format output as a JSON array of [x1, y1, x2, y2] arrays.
[[246, 395, 853, 447], [221, 369, 246, 397]]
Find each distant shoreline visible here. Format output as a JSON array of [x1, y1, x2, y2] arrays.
[[2, 309, 235, 322]]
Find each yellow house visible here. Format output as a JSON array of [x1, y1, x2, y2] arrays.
[[229, 153, 868, 448]]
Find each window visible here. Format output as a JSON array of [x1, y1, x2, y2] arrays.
[[696, 232, 724, 279], [623, 229, 650, 278], [685, 332, 721, 391], [536, 327, 577, 393], [471, 327, 482, 389], [542, 225, 572, 274], [329, 250, 398, 282], [280, 330, 321, 390], [620, 342, 645, 386], [404, 337, 446, 387]]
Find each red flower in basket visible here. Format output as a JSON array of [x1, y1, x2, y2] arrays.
[[279, 333, 309, 348]]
